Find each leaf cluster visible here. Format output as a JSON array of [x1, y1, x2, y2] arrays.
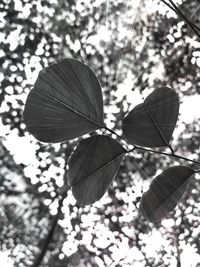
[[23, 58, 196, 223]]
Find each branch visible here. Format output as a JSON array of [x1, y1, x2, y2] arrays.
[[105, 125, 200, 166], [161, 0, 200, 40], [31, 195, 65, 267], [132, 146, 200, 166], [31, 147, 70, 267]]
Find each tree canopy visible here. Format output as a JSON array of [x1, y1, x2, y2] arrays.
[[0, 0, 200, 266]]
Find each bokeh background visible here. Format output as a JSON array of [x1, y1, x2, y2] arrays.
[[0, 0, 200, 266]]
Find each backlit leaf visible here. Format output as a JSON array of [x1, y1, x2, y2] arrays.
[[68, 135, 126, 205], [122, 87, 179, 147], [23, 58, 104, 142], [140, 166, 195, 222]]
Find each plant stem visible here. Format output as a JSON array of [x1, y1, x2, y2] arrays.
[[131, 145, 200, 166], [104, 125, 127, 143], [104, 125, 200, 166]]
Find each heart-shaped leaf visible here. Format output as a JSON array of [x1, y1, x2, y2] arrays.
[[122, 87, 179, 147], [140, 166, 195, 222], [68, 135, 126, 206], [23, 58, 104, 143]]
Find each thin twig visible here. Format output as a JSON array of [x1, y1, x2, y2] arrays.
[[31, 148, 70, 267], [161, 0, 200, 39], [104, 125, 128, 144], [104, 124, 200, 166], [31, 196, 64, 267], [131, 145, 200, 166]]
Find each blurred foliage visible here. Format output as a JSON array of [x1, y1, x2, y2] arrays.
[[0, 0, 200, 266]]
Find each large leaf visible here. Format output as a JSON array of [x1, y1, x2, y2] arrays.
[[23, 58, 104, 142], [140, 166, 195, 222], [68, 135, 126, 205], [122, 87, 179, 147]]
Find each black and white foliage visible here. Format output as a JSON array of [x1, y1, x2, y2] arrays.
[[1, 0, 200, 266], [68, 135, 126, 206], [23, 58, 196, 222], [140, 166, 195, 222], [24, 59, 104, 142], [122, 87, 179, 147]]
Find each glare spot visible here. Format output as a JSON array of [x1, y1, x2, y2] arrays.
[[62, 238, 78, 257], [179, 95, 200, 124], [181, 244, 200, 267], [161, 218, 175, 228], [0, 251, 14, 267]]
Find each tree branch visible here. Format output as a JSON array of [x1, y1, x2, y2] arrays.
[[31, 147, 70, 267], [161, 0, 200, 39], [132, 146, 200, 166], [31, 195, 65, 267], [105, 125, 200, 166]]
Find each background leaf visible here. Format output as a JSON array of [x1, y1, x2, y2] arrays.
[[122, 87, 179, 147], [68, 135, 126, 205], [140, 166, 195, 222], [23, 58, 104, 142]]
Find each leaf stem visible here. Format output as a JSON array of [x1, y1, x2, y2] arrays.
[[104, 125, 127, 143], [131, 146, 200, 166], [104, 126, 200, 166], [169, 145, 175, 156]]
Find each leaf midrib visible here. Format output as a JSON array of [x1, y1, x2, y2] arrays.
[[37, 89, 105, 129], [143, 101, 171, 147], [72, 152, 126, 188], [146, 173, 192, 217]]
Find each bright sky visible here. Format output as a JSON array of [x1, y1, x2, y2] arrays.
[[0, 252, 14, 267]]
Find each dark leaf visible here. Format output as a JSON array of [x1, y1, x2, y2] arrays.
[[68, 135, 126, 205], [23, 58, 104, 142], [140, 166, 195, 222], [122, 87, 179, 147]]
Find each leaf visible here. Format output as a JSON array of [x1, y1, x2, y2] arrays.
[[140, 166, 195, 222], [122, 87, 179, 147], [23, 58, 104, 142], [68, 135, 126, 205]]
